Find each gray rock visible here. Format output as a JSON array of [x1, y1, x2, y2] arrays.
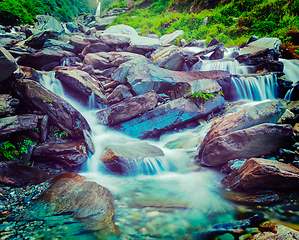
[[0, 114, 39, 137], [70, 35, 91, 52], [240, 37, 282, 56], [0, 94, 19, 116], [101, 141, 164, 173], [0, 46, 18, 83], [43, 39, 75, 53], [160, 30, 184, 44], [106, 84, 133, 104], [98, 33, 131, 46], [25, 29, 60, 48], [94, 16, 118, 30], [66, 21, 79, 33], [13, 79, 91, 140], [55, 69, 107, 105], [82, 42, 111, 55], [97, 91, 158, 125], [103, 24, 138, 36], [129, 36, 161, 53], [113, 95, 225, 139], [35, 15, 64, 32]]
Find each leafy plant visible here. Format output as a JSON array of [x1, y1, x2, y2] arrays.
[[190, 91, 224, 102], [0, 141, 19, 160], [49, 125, 69, 140]]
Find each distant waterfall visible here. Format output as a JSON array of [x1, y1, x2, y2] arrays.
[[95, 1, 101, 16], [231, 73, 278, 101]]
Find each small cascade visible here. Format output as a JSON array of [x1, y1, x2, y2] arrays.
[[88, 92, 96, 109], [284, 88, 294, 101], [200, 59, 249, 74], [231, 74, 278, 101], [95, 1, 101, 16], [280, 58, 299, 83], [39, 71, 65, 97]]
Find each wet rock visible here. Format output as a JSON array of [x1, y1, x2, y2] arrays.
[[0, 46, 18, 83], [35, 15, 64, 32], [113, 95, 225, 139], [18, 172, 118, 237], [202, 123, 293, 166], [32, 141, 88, 167], [248, 222, 299, 239], [209, 48, 224, 60], [164, 134, 199, 149], [97, 91, 158, 125], [222, 158, 299, 191], [55, 69, 107, 105], [151, 45, 185, 71], [194, 43, 225, 57], [13, 79, 91, 140], [94, 16, 118, 30], [106, 84, 133, 104], [198, 99, 287, 161], [0, 94, 19, 116], [101, 142, 164, 174], [0, 114, 39, 137], [17, 46, 75, 70], [43, 39, 75, 53], [24, 29, 60, 48], [287, 100, 299, 115], [160, 30, 184, 44], [0, 162, 50, 187]]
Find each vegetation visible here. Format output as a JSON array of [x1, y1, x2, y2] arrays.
[[190, 91, 224, 102], [110, 0, 299, 58], [0, 0, 98, 25]]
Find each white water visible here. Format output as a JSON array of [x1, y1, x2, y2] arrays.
[[39, 72, 236, 239], [200, 59, 249, 74], [95, 1, 101, 16], [280, 58, 299, 83]]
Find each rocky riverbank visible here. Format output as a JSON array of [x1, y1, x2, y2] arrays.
[[0, 9, 299, 239]]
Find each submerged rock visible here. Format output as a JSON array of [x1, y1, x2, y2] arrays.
[[18, 172, 118, 237], [202, 123, 293, 166], [101, 142, 164, 174], [222, 158, 299, 191], [113, 95, 225, 139], [13, 79, 91, 140]]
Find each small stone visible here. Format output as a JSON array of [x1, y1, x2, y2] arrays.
[[146, 211, 159, 217]]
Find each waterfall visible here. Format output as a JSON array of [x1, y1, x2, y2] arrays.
[[231, 73, 278, 101], [200, 59, 249, 74], [284, 88, 294, 101], [95, 1, 101, 16]]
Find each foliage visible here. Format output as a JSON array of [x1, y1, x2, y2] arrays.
[[0, 0, 98, 25], [190, 91, 224, 102], [49, 126, 69, 140]]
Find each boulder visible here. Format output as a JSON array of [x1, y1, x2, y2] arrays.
[[160, 30, 184, 44], [13, 79, 91, 140], [97, 91, 158, 125], [55, 69, 107, 105], [106, 84, 133, 104], [0, 94, 19, 116], [198, 99, 287, 161], [66, 21, 79, 33], [0, 114, 39, 137], [113, 95, 225, 139], [98, 33, 131, 47], [70, 35, 91, 52], [248, 222, 299, 240], [0, 162, 50, 187], [151, 45, 185, 71], [101, 142, 164, 174], [35, 15, 64, 32], [128, 36, 161, 53], [18, 172, 118, 237], [94, 16, 118, 30], [202, 124, 293, 166], [17, 46, 75, 70], [103, 24, 138, 36], [24, 29, 60, 48], [193, 43, 225, 57], [0, 46, 18, 83], [222, 158, 299, 191], [164, 134, 199, 149], [82, 42, 111, 55], [32, 141, 88, 167], [43, 39, 75, 53]]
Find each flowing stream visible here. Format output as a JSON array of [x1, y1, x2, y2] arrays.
[[38, 55, 297, 239]]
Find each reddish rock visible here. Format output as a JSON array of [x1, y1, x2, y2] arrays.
[[202, 123, 293, 166], [0, 162, 50, 187], [97, 91, 158, 125], [32, 141, 88, 167], [222, 158, 299, 191], [19, 172, 118, 237]]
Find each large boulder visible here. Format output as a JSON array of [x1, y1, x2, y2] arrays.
[[0, 94, 19, 116], [13, 79, 91, 140], [18, 172, 118, 237], [98, 33, 131, 47], [198, 99, 287, 161], [113, 95, 225, 139], [24, 29, 60, 48], [106, 84, 133, 104], [97, 91, 159, 125], [160, 30, 184, 44], [0, 162, 50, 187], [94, 16, 118, 30], [82, 42, 111, 55], [128, 36, 161, 54], [32, 141, 88, 167], [0, 114, 39, 137], [103, 24, 138, 36], [0, 46, 18, 83], [43, 39, 75, 53], [201, 123, 293, 166], [35, 15, 64, 32], [101, 142, 164, 174], [222, 158, 299, 191], [70, 35, 91, 52], [55, 69, 107, 105]]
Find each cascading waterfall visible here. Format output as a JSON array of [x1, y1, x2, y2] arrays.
[[95, 1, 101, 16], [231, 74, 279, 101], [200, 59, 249, 74]]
